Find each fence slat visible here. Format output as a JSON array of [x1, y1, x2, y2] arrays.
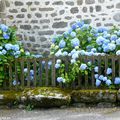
[[118, 55, 120, 77], [84, 56, 88, 88], [105, 55, 108, 76], [15, 60, 18, 89], [112, 57, 115, 82], [33, 59, 37, 87], [78, 56, 82, 88], [91, 56, 95, 87], [51, 56, 56, 87], [45, 60, 49, 86], [9, 63, 12, 89], [39, 60, 42, 86], [20, 59, 24, 88], [98, 55, 101, 75], [27, 60, 30, 87]]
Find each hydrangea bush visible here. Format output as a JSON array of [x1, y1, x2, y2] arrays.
[[50, 21, 120, 88], [0, 24, 43, 86]]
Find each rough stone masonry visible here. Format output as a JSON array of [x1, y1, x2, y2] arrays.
[[1, 0, 120, 55]]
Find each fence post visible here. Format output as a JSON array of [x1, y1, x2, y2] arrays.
[[52, 56, 56, 87]]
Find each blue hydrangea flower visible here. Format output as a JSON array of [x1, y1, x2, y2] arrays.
[[0, 24, 8, 32], [80, 63, 87, 70], [15, 51, 21, 55], [76, 21, 84, 28], [25, 51, 30, 56], [0, 51, 2, 55], [71, 59, 76, 64], [63, 31, 69, 38], [97, 27, 108, 33], [96, 36, 105, 45], [106, 68, 112, 75], [51, 37, 56, 43], [114, 77, 120, 84], [70, 32, 76, 38], [57, 77, 65, 83], [56, 59, 61, 64], [30, 70, 34, 76], [71, 38, 80, 47], [103, 77, 107, 82], [91, 48, 97, 53], [79, 50, 86, 55], [116, 50, 120, 55], [2, 49, 7, 55], [62, 51, 68, 56], [68, 28, 73, 34], [0, 46, 3, 50], [3, 33, 10, 39], [24, 68, 28, 73], [108, 43, 116, 51], [94, 66, 98, 73], [95, 74, 99, 79], [116, 38, 120, 45], [96, 79, 101, 87], [71, 24, 77, 30], [5, 43, 12, 50], [72, 52, 79, 59], [88, 37, 92, 42], [55, 50, 62, 57], [81, 24, 89, 31], [55, 64, 60, 69], [110, 34, 117, 41], [106, 79, 112, 86], [59, 39, 66, 48], [99, 75, 104, 81], [12, 45, 20, 51]]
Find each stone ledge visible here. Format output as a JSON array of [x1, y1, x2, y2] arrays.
[[0, 88, 120, 108], [0, 87, 71, 107], [71, 90, 117, 103]]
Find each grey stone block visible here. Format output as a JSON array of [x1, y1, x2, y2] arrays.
[[16, 14, 24, 18], [70, 7, 79, 14], [59, 10, 65, 15], [116, 3, 120, 9], [52, 22, 67, 28], [21, 8, 27, 12], [77, 0, 83, 5], [66, 1, 74, 6], [85, 0, 95, 4], [98, 0, 105, 3], [20, 25, 31, 30], [96, 5, 101, 12], [15, 1, 23, 6], [40, 19, 50, 24], [35, 13, 42, 18], [39, 8, 54, 11], [113, 13, 120, 22], [53, 1, 63, 5], [51, 13, 57, 17], [38, 30, 54, 35], [82, 7, 87, 13]]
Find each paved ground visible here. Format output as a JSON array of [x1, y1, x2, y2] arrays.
[[0, 107, 120, 120]]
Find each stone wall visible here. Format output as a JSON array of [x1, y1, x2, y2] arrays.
[[1, 0, 120, 55]]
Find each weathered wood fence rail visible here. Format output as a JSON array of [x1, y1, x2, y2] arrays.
[[2, 55, 120, 90]]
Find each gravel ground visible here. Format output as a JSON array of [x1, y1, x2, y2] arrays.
[[0, 107, 120, 120]]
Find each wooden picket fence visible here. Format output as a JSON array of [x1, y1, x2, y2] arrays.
[[1, 55, 120, 90]]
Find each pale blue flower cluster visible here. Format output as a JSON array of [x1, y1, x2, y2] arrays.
[[80, 63, 87, 70], [57, 77, 65, 83], [95, 74, 112, 87], [71, 38, 80, 47], [0, 43, 21, 58]]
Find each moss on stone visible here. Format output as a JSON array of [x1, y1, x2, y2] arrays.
[[71, 89, 117, 103]]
